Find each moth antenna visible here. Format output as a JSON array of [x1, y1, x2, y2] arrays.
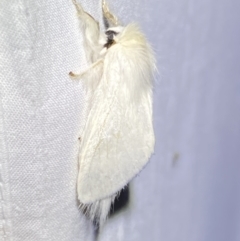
[[72, 0, 97, 23], [72, 0, 84, 14], [102, 0, 119, 27]]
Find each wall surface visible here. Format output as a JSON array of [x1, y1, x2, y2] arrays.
[[100, 1, 240, 241], [0, 0, 240, 241]]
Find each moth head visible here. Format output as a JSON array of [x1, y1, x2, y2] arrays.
[[99, 26, 124, 53]]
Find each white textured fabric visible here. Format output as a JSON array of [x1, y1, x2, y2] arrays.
[[1, 0, 240, 241], [0, 0, 96, 240]]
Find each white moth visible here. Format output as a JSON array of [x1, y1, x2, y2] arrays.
[[70, 0, 156, 227]]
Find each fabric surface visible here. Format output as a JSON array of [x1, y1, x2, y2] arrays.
[[1, 0, 240, 241], [0, 1, 96, 240]]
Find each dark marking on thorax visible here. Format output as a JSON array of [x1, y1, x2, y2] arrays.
[[104, 39, 116, 49]]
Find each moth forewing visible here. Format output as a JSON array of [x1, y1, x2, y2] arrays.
[[70, 0, 156, 228]]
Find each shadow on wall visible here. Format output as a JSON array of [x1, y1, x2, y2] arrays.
[[94, 185, 130, 239]]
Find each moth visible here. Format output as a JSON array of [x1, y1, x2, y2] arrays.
[[70, 0, 156, 227]]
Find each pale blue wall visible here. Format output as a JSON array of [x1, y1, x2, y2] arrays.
[[100, 0, 240, 240]]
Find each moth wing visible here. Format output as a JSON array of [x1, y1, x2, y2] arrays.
[[78, 43, 155, 204]]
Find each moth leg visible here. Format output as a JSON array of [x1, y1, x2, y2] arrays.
[[72, 0, 101, 63], [69, 59, 103, 80], [102, 0, 119, 27]]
